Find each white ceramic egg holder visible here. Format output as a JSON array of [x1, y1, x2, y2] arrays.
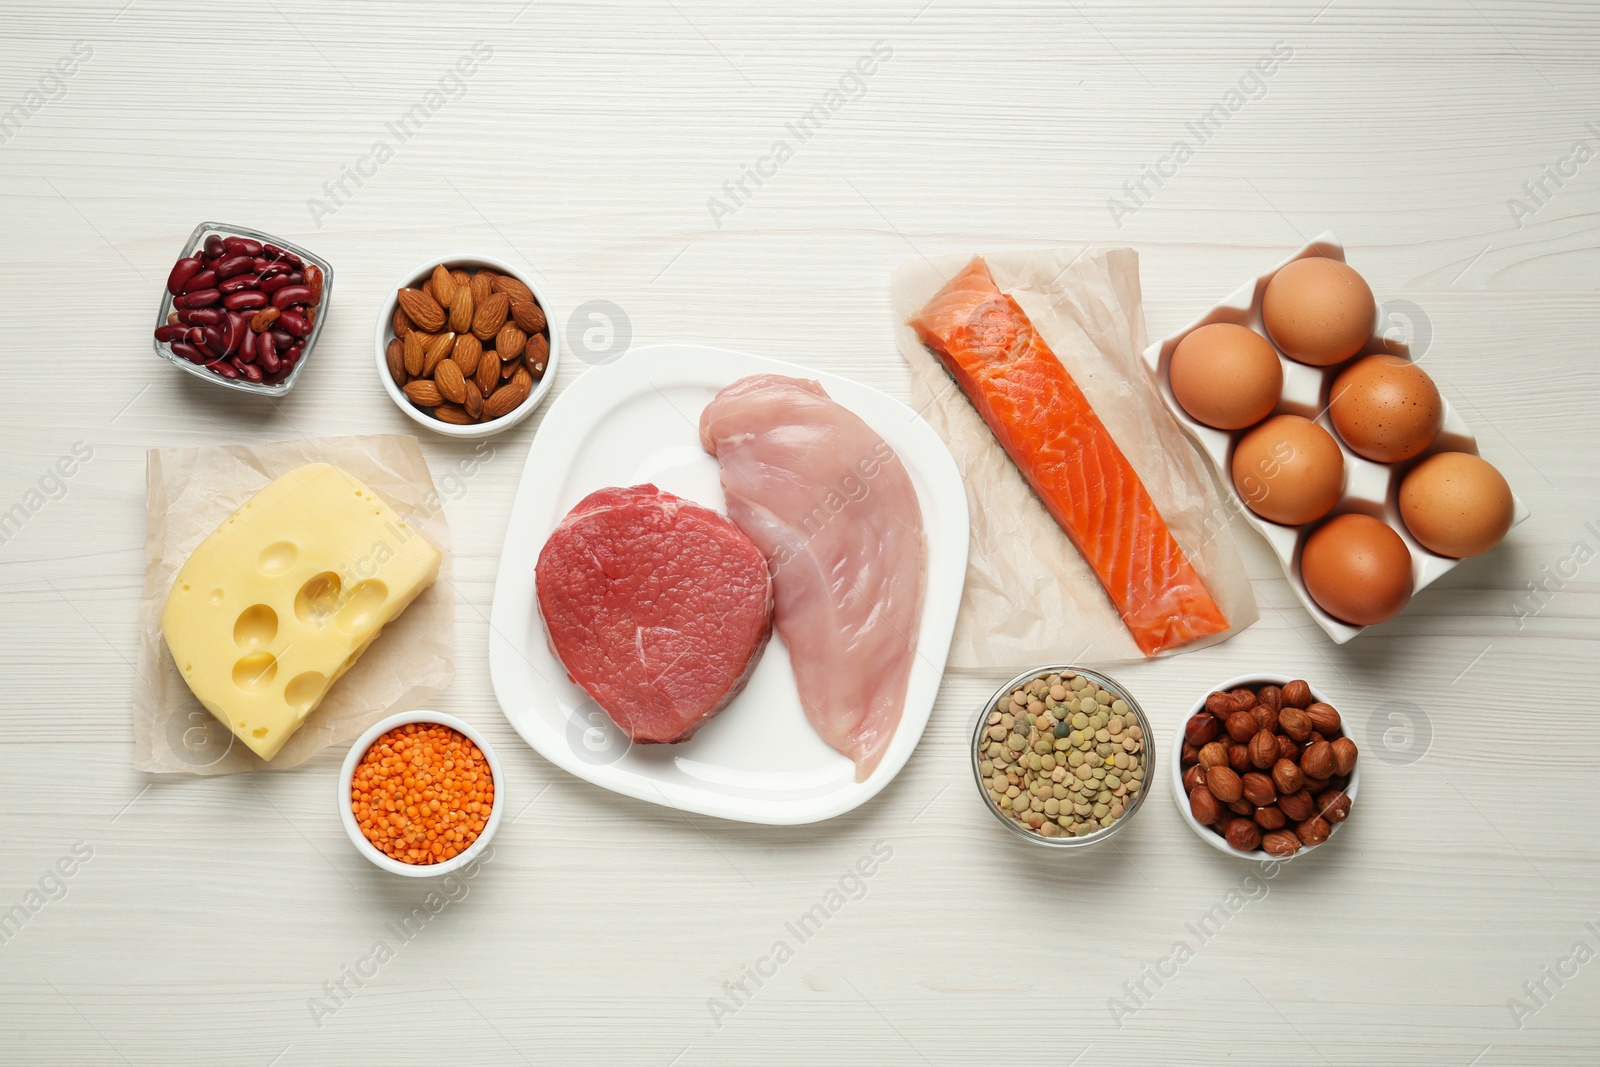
[[1141, 231, 1529, 643]]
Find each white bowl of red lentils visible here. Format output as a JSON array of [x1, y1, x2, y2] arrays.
[[338, 711, 503, 877]]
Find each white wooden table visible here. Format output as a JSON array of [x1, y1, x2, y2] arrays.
[[3, 2, 1597, 1063]]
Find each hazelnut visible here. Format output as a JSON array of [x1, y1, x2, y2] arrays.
[[1316, 790, 1353, 824], [1302, 775, 1331, 795], [1197, 741, 1229, 769], [1295, 816, 1332, 846], [1224, 818, 1263, 852], [1305, 702, 1342, 735], [1228, 743, 1252, 773], [1261, 830, 1301, 857], [1249, 729, 1278, 770], [1254, 703, 1280, 734], [1331, 736, 1359, 776], [1184, 713, 1219, 747], [1257, 684, 1283, 712], [1279, 788, 1315, 822], [1254, 804, 1286, 830], [1189, 785, 1223, 825], [1281, 679, 1312, 709], [1225, 711, 1259, 743], [1277, 735, 1300, 763], [1271, 758, 1304, 795], [1241, 771, 1277, 807], [1205, 765, 1244, 803], [1229, 688, 1258, 712], [1181, 742, 1198, 764], [1301, 741, 1337, 780], [1227, 798, 1255, 816], [1181, 763, 1205, 793], [1279, 706, 1312, 742], [1205, 691, 1238, 716]]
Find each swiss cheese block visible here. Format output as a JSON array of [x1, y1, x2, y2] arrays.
[[161, 463, 441, 761]]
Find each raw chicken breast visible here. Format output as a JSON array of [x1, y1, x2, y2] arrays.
[[700, 375, 927, 781]]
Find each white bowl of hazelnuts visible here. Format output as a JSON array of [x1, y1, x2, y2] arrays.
[[1170, 674, 1360, 862]]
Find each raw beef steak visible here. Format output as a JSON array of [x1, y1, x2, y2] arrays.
[[535, 484, 773, 744]]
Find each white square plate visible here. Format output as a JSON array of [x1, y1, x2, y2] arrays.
[[488, 344, 969, 824]]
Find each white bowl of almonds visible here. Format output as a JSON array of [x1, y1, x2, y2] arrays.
[[375, 253, 558, 438], [971, 665, 1153, 848]]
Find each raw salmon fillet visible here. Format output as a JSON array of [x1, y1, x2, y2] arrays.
[[909, 257, 1227, 655]]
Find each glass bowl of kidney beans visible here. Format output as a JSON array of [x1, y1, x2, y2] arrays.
[[153, 223, 331, 395]]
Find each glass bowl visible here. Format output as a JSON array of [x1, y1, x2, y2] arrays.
[[152, 222, 333, 397], [970, 664, 1155, 849]]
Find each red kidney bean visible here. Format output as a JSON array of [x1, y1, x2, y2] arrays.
[[225, 312, 247, 355], [218, 273, 259, 294], [212, 361, 239, 379], [235, 359, 263, 383], [259, 340, 280, 373], [182, 269, 218, 294], [203, 234, 226, 258], [287, 271, 304, 284], [269, 327, 293, 348], [283, 343, 304, 366], [170, 341, 206, 363], [177, 289, 221, 308], [223, 290, 267, 311], [270, 285, 312, 309], [277, 309, 310, 337], [261, 243, 302, 267], [255, 258, 290, 276], [202, 324, 227, 353], [184, 326, 207, 347], [240, 324, 258, 362], [222, 236, 263, 257], [178, 307, 223, 326], [259, 273, 296, 295], [154, 324, 188, 343], [214, 254, 254, 280], [166, 256, 204, 295], [303, 263, 324, 304]]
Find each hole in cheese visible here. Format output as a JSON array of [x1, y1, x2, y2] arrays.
[[231, 651, 278, 691], [284, 671, 328, 712], [294, 572, 342, 624], [258, 540, 299, 576], [335, 580, 389, 634], [233, 604, 278, 649]]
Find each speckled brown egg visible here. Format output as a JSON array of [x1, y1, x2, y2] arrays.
[[1262, 257, 1376, 367], [1399, 452, 1514, 558], [1328, 354, 1443, 463], [1231, 415, 1345, 526], [1300, 513, 1414, 626], [1169, 323, 1283, 430]]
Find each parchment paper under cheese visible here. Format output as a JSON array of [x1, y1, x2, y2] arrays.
[[891, 248, 1257, 669], [132, 434, 454, 775]]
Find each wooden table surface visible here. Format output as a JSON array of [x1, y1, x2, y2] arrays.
[[2, 2, 1597, 1063]]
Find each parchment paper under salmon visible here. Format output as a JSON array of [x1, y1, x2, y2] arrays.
[[909, 256, 1228, 655]]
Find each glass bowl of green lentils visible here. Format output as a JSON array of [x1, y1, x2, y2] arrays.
[[972, 665, 1153, 847]]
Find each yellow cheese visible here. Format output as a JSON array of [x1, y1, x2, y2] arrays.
[[161, 463, 441, 761]]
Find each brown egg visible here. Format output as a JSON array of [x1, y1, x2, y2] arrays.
[[1400, 452, 1514, 558], [1232, 415, 1344, 526], [1262, 257, 1376, 366], [1169, 323, 1283, 430], [1329, 355, 1443, 463], [1300, 513, 1414, 626]]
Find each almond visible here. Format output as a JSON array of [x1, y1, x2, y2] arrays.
[[472, 292, 510, 342], [403, 379, 443, 407], [403, 330, 425, 376], [393, 305, 412, 339], [397, 288, 445, 332], [474, 345, 500, 396], [452, 333, 482, 376], [469, 271, 494, 306], [450, 268, 470, 289], [483, 380, 528, 420], [433, 403, 474, 425], [524, 333, 550, 377], [500, 355, 517, 379], [492, 275, 534, 304], [385, 337, 406, 385], [434, 359, 467, 404], [422, 331, 455, 376], [421, 277, 434, 300], [496, 323, 527, 361], [510, 300, 547, 334], [462, 379, 483, 419], [450, 286, 474, 334], [431, 264, 456, 309]]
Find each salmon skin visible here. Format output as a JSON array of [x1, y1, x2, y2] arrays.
[[909, 256, 1228, 655]]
